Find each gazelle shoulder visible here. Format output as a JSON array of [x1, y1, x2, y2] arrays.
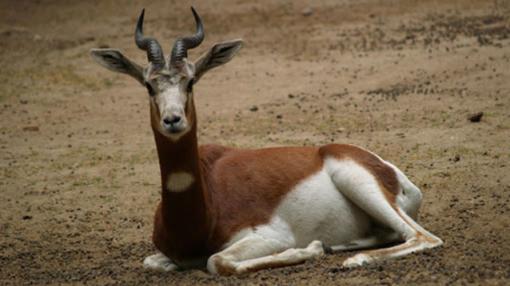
[[199, 144, 234, 167]]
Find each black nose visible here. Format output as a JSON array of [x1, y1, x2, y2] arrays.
[[163, 116, 182, 126]]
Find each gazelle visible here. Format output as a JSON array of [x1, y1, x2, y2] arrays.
[[90, 7, 443, 275]]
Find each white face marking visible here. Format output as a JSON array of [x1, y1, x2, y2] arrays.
[[166, 172, 195, 192], [157, 86, 185, 119], [149, 74, 193, 140], [158, 84, 188, 122]]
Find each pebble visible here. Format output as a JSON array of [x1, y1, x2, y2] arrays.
[[302, 7, 313, 17], [468, 112, 483, 122]]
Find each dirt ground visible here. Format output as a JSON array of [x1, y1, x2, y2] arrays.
[[1, 0, 509, 285]]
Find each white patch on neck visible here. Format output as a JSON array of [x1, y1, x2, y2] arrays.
[[166, 172, 195, 192]]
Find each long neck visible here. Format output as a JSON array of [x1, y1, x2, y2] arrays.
[[150, 99, 212, 258]]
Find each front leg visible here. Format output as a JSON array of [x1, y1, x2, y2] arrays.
[[143, 252, 179, 272], [207, 231, 324, 275]]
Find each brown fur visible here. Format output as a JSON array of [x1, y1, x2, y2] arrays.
[[204, 146, 323, 251], [150, 97, 211, 266], [149, 94, 401, 269]]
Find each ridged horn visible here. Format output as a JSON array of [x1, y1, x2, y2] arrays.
[[135, 9, 165, 70], [170, 6, 204, 68]]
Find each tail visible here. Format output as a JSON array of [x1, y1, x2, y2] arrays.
[[387, 161, 423, 220]]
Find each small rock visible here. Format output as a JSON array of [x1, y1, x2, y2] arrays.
[[468, 112, 483, 122], [302, 7, 313, 17], [453, 155, 460, 162], [276, 114, 283, 119], [249, 106, 259, 112], [19, 99, 28, 104], [22, 215, 32, 220], [22, 126, 39, 132]]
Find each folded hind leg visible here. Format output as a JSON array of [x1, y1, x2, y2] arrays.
[[326, 230, 400, 253], [208, 235, 325, 275], [342, 208, 443, 268], [207, 217, 325, 275], [327, 159, 443, 267], [234, 240, 325, 274]]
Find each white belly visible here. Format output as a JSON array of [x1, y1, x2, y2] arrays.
[[275, 168, 371, 247]]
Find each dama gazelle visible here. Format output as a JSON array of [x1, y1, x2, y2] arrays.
[[90, 7, 443, 275]]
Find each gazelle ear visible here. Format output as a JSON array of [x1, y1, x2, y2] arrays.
[[90, 48, 145, 85], [193, 39, 243, 82]]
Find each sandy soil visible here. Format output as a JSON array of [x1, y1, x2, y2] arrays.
[[1, 0, 509, 285]]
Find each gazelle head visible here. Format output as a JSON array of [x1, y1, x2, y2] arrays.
[[90, 7, 242, 140]]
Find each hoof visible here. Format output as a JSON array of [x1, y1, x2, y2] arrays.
[[342, 253, 372, 268], [207, 254, 237, 275], [143, 253, 178, 272], [307, 240, 326, 256]]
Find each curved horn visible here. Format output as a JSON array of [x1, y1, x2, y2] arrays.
[[135, 9, 165, 70], [170, 6, 204, 68]]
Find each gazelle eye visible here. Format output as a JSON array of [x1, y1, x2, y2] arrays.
[[145, 83, 155, 96], [186, 78, 195, 93]]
